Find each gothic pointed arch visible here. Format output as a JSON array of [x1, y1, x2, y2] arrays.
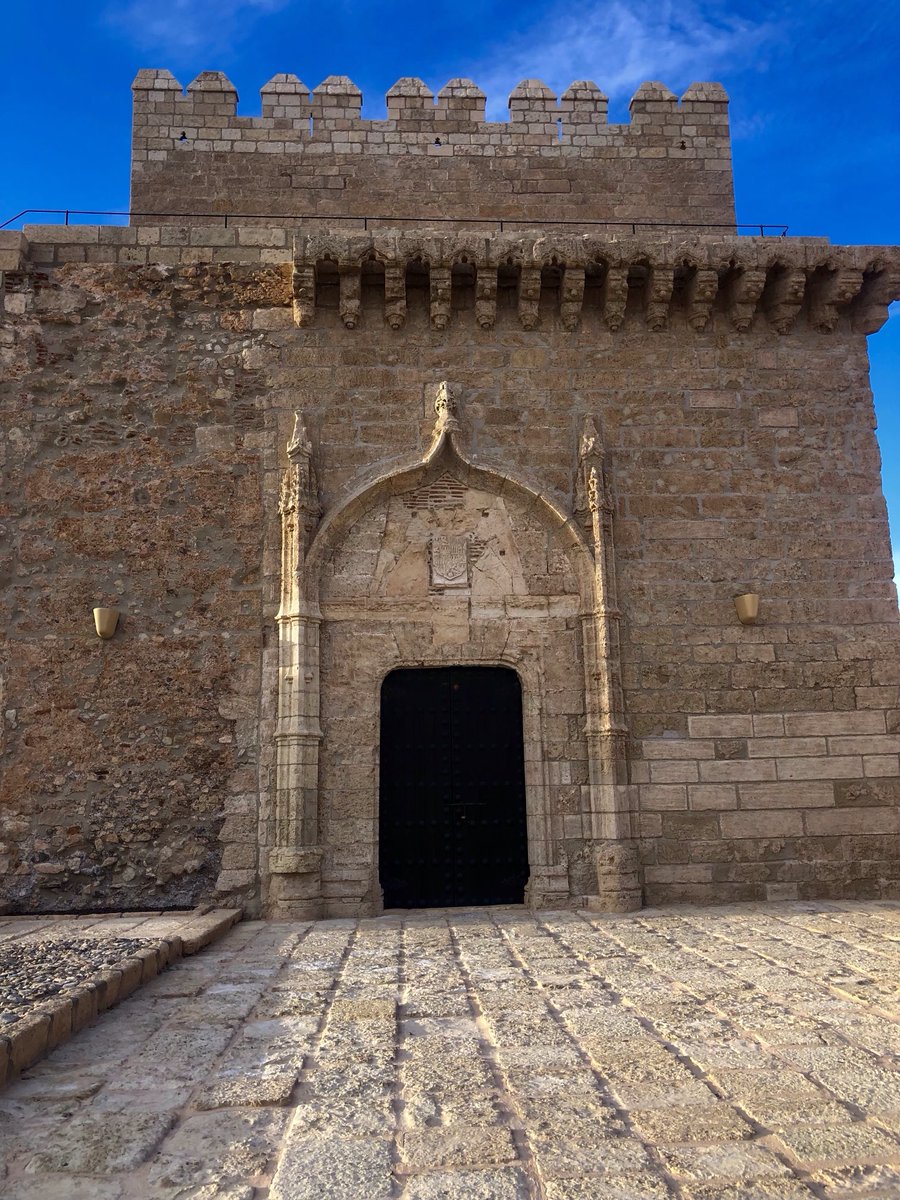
[[305, 383, 594, 608], [266, 385, 639, 917]]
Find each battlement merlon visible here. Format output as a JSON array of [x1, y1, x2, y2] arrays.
[[131, 70, 730, 139], [130, 71, 735, 228]]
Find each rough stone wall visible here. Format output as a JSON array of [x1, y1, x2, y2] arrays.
[[0, 244, 280, 911], [130, 72, 735, 229], [1, 225, 899, 914]]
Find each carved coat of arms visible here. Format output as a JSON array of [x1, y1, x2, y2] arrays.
[[430, 533, 470, 589]]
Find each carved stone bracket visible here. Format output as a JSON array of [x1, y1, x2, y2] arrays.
[[339, 267, 361, 329], [728, 268, 767, 332], [518, 266, 542, 330], [854, 265, 900, 335], [384, 263, 406, 330], [809, 267, 864, 332], [292, 265, 315, 327], [476, 267, 497, 330], [430, 265, 451, 330], [646, 264, 674, 331], [685, 267, 718, 331], [763, 266, 806, 334], [560, 265, 585, 331], [602, 266, 628, 331]]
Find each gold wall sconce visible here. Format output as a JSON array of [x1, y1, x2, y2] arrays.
[[733, 592, 760, 625], [93, 607, 120, 639]]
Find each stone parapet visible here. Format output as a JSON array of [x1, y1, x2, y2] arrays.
[[131, 70, 729, 153], [130, 71, 735, 228], [0, 230, 29, 271]]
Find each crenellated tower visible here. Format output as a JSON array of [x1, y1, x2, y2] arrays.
[[2, 63, 899, 922]]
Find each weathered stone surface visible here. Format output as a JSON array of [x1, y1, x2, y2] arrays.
[[269, 1134, 394, 1200], [404, 1167, 533, 1199], [21, 1112, 176, 1173], [1, 69, 899, 920], [0, 907, 898, 1195], [146, 1108, 288, 1193], [130, 75, 735, 229]]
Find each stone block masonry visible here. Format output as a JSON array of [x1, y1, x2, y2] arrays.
[[1, 66, 899, 916], [1, 218, 898, 915], [130, 71, 735, 228], [3, 906, 900, 1196]]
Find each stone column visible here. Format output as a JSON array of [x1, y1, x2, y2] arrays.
[[268, 414, 325, 918], [576, 417, 641, 911]]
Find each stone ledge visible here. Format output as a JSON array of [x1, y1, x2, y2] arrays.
[[0, 908, 240, 1088], [0, 230, 29, 271]]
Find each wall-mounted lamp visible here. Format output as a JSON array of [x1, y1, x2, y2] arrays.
[[733, 592, 760, 625], [93, 607, 120, 639]]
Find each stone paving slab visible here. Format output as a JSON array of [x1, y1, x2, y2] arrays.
[[0, 910, 241, 1084], [2, 902, 900, 1197]]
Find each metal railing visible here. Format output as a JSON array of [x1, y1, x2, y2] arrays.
[[0, 208, 789, 237]]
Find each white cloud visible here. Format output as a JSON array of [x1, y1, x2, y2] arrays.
[[473, 0, 776, 117], [104, 0, 290, 57]]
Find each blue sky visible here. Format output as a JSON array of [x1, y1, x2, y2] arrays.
[[2, 0, 898, 573]]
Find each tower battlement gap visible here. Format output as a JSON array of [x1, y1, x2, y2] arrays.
[[0, 71, 898, 918]]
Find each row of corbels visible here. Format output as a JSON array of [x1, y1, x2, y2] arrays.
[[291, 234, 900, 335]]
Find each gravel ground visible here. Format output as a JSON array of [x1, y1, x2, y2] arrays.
[[0, 936, 156, 1028]]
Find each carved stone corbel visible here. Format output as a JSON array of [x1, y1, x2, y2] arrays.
[[430, 266, 451, 330], [685, 267, 718, 331], [602, 266, 628, 331], [853, 266, 900, 335], [292, 265, 315, 327], [339, 267, 361, 329], [763, 267, 806, 334], [518, 266, 542, 330], [384, 263, 406, 330], [646, 265, 673, 331], [728, 268, 766, 331], [560, 265, 585, 331], [808, 267, 863, 332], [475, 266, 497, 330]]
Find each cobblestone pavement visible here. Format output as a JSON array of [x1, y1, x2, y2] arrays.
[[3, 903, 900, 1199]]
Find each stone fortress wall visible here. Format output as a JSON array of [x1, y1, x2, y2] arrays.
[[130, 72, 735, 227], [1, 70, 899, 916]]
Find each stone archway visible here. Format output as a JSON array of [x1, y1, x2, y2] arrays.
[[264, 384, 639, 917]]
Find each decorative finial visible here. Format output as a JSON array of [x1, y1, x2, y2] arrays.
[[579, 415, 602, 462], [287, 411, 312, 460], [433, 381, 459, 433]]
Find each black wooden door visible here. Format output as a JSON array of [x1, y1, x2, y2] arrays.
[[379, 666, 529, 908]]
